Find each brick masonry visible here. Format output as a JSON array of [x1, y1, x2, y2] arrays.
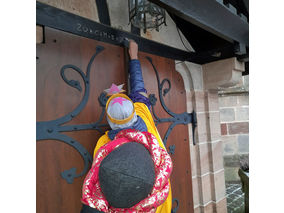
[[227, 122, 249, 135], [176, 45, 249, 213], [188, 89, 227, 212], [220, 108, 235, 122], [221, 122, 249, 135], [235, 107, 249, 121], [176, 59, 228, 212], [200, 60, 247, 212], [238, 134, 249, 153], [221, 123, 227, 135], [218, 77, 249, 212], [219, 93, 249, 183]]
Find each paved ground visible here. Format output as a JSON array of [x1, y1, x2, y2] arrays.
[[226, 183, 245, 213]]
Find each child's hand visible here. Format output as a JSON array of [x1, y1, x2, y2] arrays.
[[128, 40, 138, 60]]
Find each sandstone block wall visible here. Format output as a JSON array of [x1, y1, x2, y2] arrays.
[[219, 76, 249, 182], [177, 62, 228, 213]]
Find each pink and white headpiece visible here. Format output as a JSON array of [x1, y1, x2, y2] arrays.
[[104, 83, 137, 129]]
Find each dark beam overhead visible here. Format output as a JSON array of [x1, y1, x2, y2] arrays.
[[36, 2, 193, 62], [148, 0, 249, 47], [243, 0, 249, 13], [170, 13, 234, 53], [224, 0, 249, 18], [95, 0, 111, 25], [36, 1, 248, 69]]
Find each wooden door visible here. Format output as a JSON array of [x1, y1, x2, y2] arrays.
[[36, 27, 127, 213], [37, 27, 193, 213], [139, 52, 194, 213]]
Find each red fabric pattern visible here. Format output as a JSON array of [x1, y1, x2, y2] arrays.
[[81, 129, 173, 213]]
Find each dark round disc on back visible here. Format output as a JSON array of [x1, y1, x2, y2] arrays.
[[99, 142, 156, 208]]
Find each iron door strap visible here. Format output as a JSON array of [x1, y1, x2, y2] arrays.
[[37, 45, 110, 184], [171, 198, 179, 213], [168, 145, 176, 155], [37, 46, 197, 184], [146, 56, 197, 146]]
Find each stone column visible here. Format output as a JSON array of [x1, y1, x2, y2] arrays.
[[176, 57, 244, 213]]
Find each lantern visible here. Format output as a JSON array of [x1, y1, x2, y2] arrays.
[[129, 0, 166, 33]]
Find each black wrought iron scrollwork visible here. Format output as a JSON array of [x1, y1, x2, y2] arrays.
[[171, 198, 179, 213], [168, 145, 176, 155], [36, 46, 110, 184], [146, 56, 197, 147], [37, 48, 197, 184]]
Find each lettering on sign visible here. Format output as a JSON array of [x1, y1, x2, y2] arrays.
[[76, 23, 121, 42]]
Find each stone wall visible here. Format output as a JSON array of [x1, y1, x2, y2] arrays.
[[219, 76, 249, 182], [176, 62, 227, 213]]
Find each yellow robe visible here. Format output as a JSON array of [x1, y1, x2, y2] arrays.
[[93, 102, 172, 213]]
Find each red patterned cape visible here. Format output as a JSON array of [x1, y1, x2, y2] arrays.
[[81, 129, 173, 213]]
